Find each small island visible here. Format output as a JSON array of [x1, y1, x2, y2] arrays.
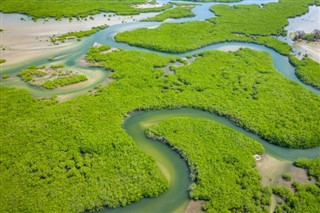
[[17, 64, 88, 89]]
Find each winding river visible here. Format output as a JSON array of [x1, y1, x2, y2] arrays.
[[1, 0, 320, 212]]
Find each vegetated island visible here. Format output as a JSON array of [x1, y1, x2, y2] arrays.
[[142, 4, 196, 22], [50, 24, 108, 45], [1, 74, 10, 79], [115, 0, 319, 55], [289, 55, 320, 89], [17, 64, 88, 89], [0, 0, 173, 19], [146, 117, 268, 212], [1, 45, 320, 212]]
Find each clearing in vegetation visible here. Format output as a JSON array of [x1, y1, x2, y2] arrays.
[[17, 64, 88, 89]]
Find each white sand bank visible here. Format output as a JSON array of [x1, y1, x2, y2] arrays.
[[294, 41, 320, 63], [0, 11, 158, 67]]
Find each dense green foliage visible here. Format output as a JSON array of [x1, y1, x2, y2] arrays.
[[17, 64, 88, 89], [208, 0, 318, 36], [0, 58, 6, 64], [42, 75, 88, 89], [115, 0, 319, 54], [17, 65, 46, 82], [290, 56, 320, 89], [294, 158, 320, 183], [50, 25, 108, 44], [116, 21, 292, 54], [146, 117, 269, 212], [1, 74, 10, 79], [0, 85, 169, 212], [143, 5, 195, 22], [1, 47, 320, 212], [273, 158, 320, 213], [282, 173, 292, 181], [0, 0, 173, 18]]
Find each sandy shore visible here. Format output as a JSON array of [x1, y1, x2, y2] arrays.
[[184, 200, 205, 213], [0, 11, 159, 67], [285, 5, 320, 62], [294, 41, 320, 63]]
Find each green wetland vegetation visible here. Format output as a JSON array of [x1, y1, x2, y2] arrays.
[[146, 117, 269, 212], [1, 74, 10, 79], [17, 64, 88, 89], [290, 56, 320, 89], [1, 0, 320, 212], [0, 0, 173, 18], [1, 45, 320, 212], [50, 24, 108, 44], [115, 0, 319, 54], [142, 4, 195, 22], [116, 21, 292, 55]]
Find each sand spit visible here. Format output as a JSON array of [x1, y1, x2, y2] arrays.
[[294, 41, 320, 62]]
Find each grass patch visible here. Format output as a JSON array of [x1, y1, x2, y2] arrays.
[[1, 74, 10, 79], [142, 4, 195, 22], [290, 55, 320, 89], [282, 173, 292, 181], [0, 0, 173, 19], [17, 64, 88, 89], [115, 0, 319, 54]]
